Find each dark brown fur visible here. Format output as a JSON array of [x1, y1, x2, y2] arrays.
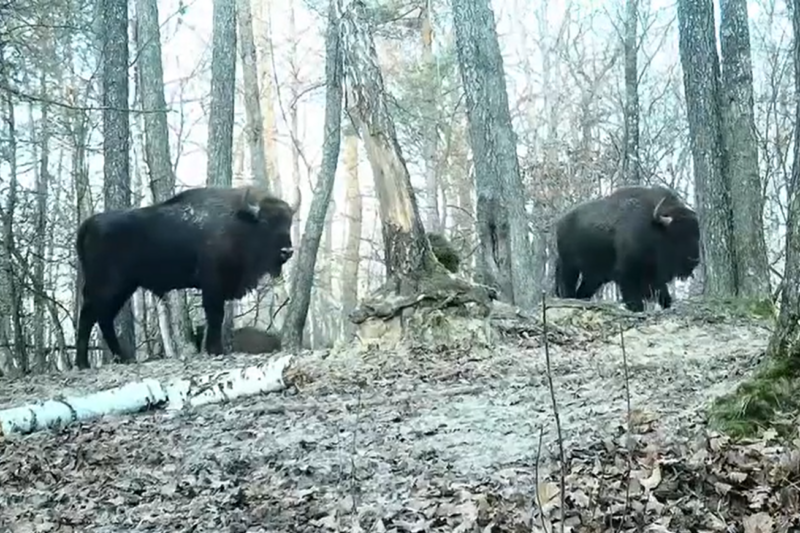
[[554, 185, 701, 312], [191, 324, 281, 354], [75, 185, 298, 369]]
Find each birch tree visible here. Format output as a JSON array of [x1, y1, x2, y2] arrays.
[[340, 127, 362, 340], [101, 0, 135, 363], [451, 0, 536, 308]]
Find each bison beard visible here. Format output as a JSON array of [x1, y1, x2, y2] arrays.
[[74, 185, 298, 369], [191, 324, 281, 354], [554, 185, 701, 312]]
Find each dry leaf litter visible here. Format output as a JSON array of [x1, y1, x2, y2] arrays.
[[1, 300, 795, 532]]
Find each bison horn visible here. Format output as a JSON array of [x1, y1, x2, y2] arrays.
[[653, 196, 672, 226], [290, 188, 301, 214], [242, 188, 261, 218]]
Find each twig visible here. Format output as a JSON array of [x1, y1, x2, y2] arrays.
[[267, 297, 290, 331], [616, 325, 634, 533], [542, 290, 566, 533], [531, 424, 548, 532]]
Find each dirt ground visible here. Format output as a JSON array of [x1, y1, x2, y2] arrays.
[[1, 299, 795, 532]]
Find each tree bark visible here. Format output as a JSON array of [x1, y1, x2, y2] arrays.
[[33, 93, 50, 372], [207, 0, 238, 349], [766, 0, 800, 359], [677, 0, 737, 296], [719, 0, 771, 298], [135, 0, 192, 358], [236, 0, 270, 189], [621, 0, 641, 186], [340, 128, 362, 340], [451, 0, 536, 308], [421, 4, 441, 233], [281, 0, 343, 351], [102, 0, 136, 363], [339, 0, 434, 291]]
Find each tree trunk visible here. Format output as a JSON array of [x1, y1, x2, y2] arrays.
[[766, 0, 800, 359], [1, 82, 26, 374], [340, 128, 362, 340], [281, 0, 343, 351], [253, 0, 281, 197], [451, 0, 536, 308], [421, 4, 441, 233], [207, 0, 238, 350], [33, 93, 50, 372], [135, 0, 192, 358], [339, 0, 435, 290], [100, 0, 136, 363], [621, 0, 641, 186], [677, 0, 737, 296], [236, 0, 270, 189], [719, 0, 771, 298]]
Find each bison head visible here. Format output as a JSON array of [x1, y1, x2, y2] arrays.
[[652, 196, 701, 279], [238, 187, 300, 277]]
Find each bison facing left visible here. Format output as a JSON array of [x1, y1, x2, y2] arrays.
[[75, 186, 298, 369]]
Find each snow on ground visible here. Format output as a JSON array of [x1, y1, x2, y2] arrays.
[[0, 300, 774, 531]]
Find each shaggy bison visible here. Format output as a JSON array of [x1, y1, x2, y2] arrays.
[[75, 185, 298, 369], [191, 324, 281, 354], [554, 185, 701, 312]]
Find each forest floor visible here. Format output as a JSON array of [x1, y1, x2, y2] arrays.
[[0, 298, 797, 532]]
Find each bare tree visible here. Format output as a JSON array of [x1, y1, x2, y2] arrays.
[[236, 0, 270, 188], [420, 3, 441, 233], [135, 0, 192, 358], [451, 0, 537, 307], [622, 0, 641, 185], [719, 0, 772, 298], [101, 0, 136, 362], [207, 0, 237, 349], [677, 0, 737, 296], [340, 126, 362, 340], [281, 0, 343, 351], [766, 0, 800, 359]]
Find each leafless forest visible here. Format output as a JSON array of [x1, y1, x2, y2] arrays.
[[2, 0, 800, 529]]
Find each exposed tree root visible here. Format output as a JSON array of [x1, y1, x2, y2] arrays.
[[349, 271, 498, 325], [348, 272, 499, 350]]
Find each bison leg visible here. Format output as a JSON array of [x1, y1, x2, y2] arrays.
[[554, 257, 580, 298], [648, 283, 673, 309], [95, 289, 137, 364], [618, 280, 647, 312], [75, 303, 98, 369], [201, 293, 226, 355], [575, 275, 605, 301]]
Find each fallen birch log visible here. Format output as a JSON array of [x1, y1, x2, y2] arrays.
[[0, 353, 295, 437]]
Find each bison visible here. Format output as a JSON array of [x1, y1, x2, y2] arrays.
[[191, 324, 282, 354], [75, 185, 298, 369], [554, 185, 701, 312]]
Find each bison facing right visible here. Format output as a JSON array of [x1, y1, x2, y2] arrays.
[[554, 185, 701, 312]]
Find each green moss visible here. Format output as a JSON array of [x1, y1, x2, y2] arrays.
[[709, 354, 800, 439], [427, 232, 461, 273]]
